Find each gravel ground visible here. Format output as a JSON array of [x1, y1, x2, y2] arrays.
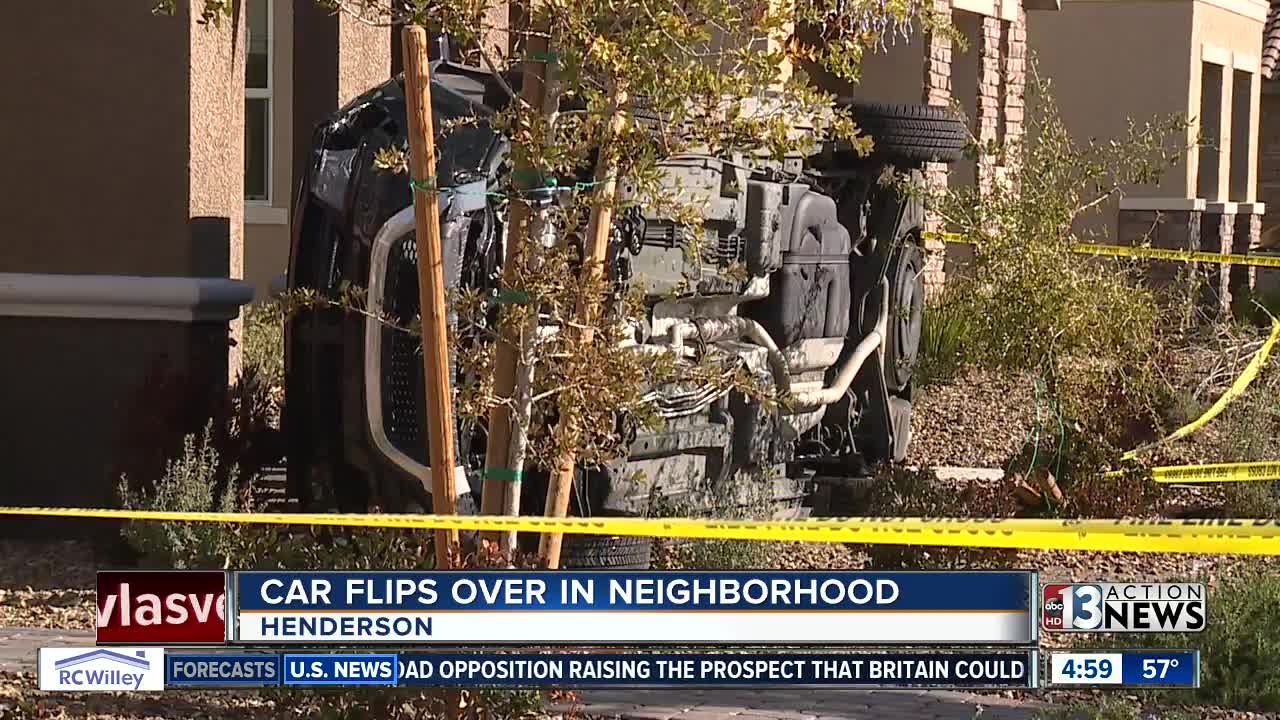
[[912, 369, 1037, 469]]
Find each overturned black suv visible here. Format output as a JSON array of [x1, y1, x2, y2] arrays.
[[283, 45, 964, 548]]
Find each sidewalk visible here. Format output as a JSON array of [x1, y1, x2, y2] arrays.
[[0, 627, 1047, 720]]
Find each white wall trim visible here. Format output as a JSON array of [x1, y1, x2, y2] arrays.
[[0, 274, 253, 322], [1204, 201, 1239, 213], [1236, 201, 1268, 214], [1233, 52, 1260, 74], [1202, 44, 1231, 67], [1119, 197, 1208, 211], [245, 203, 289, 225], [952, 0, 1016, 20]]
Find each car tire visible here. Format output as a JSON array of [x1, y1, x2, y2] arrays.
[[841, 101, 967, 164], [560, 534, 653, 570], [885, 241, 925, 394]]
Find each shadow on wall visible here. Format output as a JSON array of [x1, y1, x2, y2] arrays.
[[0, 316, 233, 542], [190, 216, 232, 277]]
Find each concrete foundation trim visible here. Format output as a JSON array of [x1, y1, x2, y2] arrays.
[[0, 274, 253, 322], [1119, 197, 1208, 211]]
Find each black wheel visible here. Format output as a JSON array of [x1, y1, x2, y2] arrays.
[[840, 101, 966, 164], [561, 535, 653, 570], [886, 241, 924, 394]]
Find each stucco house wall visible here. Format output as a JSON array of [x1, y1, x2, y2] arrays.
[[1030, 0, 1267, 313]]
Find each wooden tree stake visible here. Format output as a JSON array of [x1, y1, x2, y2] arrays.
[[539, 88, 629, 569], [402, 26, 459, 568]]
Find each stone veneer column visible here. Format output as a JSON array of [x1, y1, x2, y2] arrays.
[[921, 0, 952, 292], [976, 16, 1003, 195], [1231, 207, 1264, 300], [1001, 8, 1027, 188], [1199, 207, 1235, 315]]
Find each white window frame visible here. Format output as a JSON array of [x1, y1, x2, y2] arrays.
[[245, 0, 273, 208]]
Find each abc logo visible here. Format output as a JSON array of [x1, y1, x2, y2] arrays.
[[1043, 598, 1063, 612]]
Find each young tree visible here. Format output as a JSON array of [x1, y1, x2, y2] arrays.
[[171, 0, 948, 564]]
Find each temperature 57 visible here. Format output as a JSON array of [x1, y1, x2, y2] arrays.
[[1143, 657, 1180, 679]]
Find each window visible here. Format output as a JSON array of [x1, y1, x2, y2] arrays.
[[1229, 69, 1253, 202], [1197, 61, 1224, 200], [245, 0, 271, 202]]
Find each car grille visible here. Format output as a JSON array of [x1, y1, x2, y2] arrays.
[[380, 232, 427, 464]]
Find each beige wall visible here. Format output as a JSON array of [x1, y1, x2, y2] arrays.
[[1030, 0, 1196, 206], [1189, 0, 1265, 201], [0, 2, 191, 275], [846, 36, 928, 105], [244, 0, 294, 298], [1031, 0, 1265, 235]]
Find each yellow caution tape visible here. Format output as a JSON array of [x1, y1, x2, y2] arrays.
[[1072, 243, 1280, 268], [922, 231, 1280, 269], [1149, 460, 1280, 484], [4, 506, 1280, 555], [1121, 318, 1280, 461], [1103, 459, 1280, 483]]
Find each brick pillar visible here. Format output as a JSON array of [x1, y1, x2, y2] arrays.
[[976, 16, 1003, 195], [1002, 8, 1027, 188], [921, 0, 952, 292], [1199, 209, 1234, 315]]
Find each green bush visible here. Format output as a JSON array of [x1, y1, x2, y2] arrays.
[[858, 465, 1019, 569], [915, 286, 975, 386], [118, 423, 241, 569], [241, 301, 285, 390], [916, 70, 1186, 518], [1104, 569, 1280, 711]]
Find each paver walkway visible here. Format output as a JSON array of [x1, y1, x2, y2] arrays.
[[0, 627, 1048, 719]]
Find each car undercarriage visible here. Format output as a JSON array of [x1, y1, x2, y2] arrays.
[[283, 53, 965, 564]]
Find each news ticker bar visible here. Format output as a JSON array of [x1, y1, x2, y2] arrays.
[[37, 648, 1202, 691]]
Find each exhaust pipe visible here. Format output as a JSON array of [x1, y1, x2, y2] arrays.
[[785, 278, 890, 414]]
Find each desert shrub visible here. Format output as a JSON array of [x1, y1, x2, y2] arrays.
[[646, 472, 782, 570], [915, 286, 976, 386], [1104, 569, 1280, 711], [118, 423, 241, 569], [918, 70, 1191, 517], [241, 300, 285, 391], [858, 465, 1019, 569], [115, 357, 282, 519]]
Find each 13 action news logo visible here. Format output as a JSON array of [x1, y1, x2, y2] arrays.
[[1042, 583, 1205, 632], [38, 647, 165, 691]]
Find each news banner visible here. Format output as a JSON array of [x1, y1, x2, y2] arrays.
[[37, 570, 1206, 692]]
